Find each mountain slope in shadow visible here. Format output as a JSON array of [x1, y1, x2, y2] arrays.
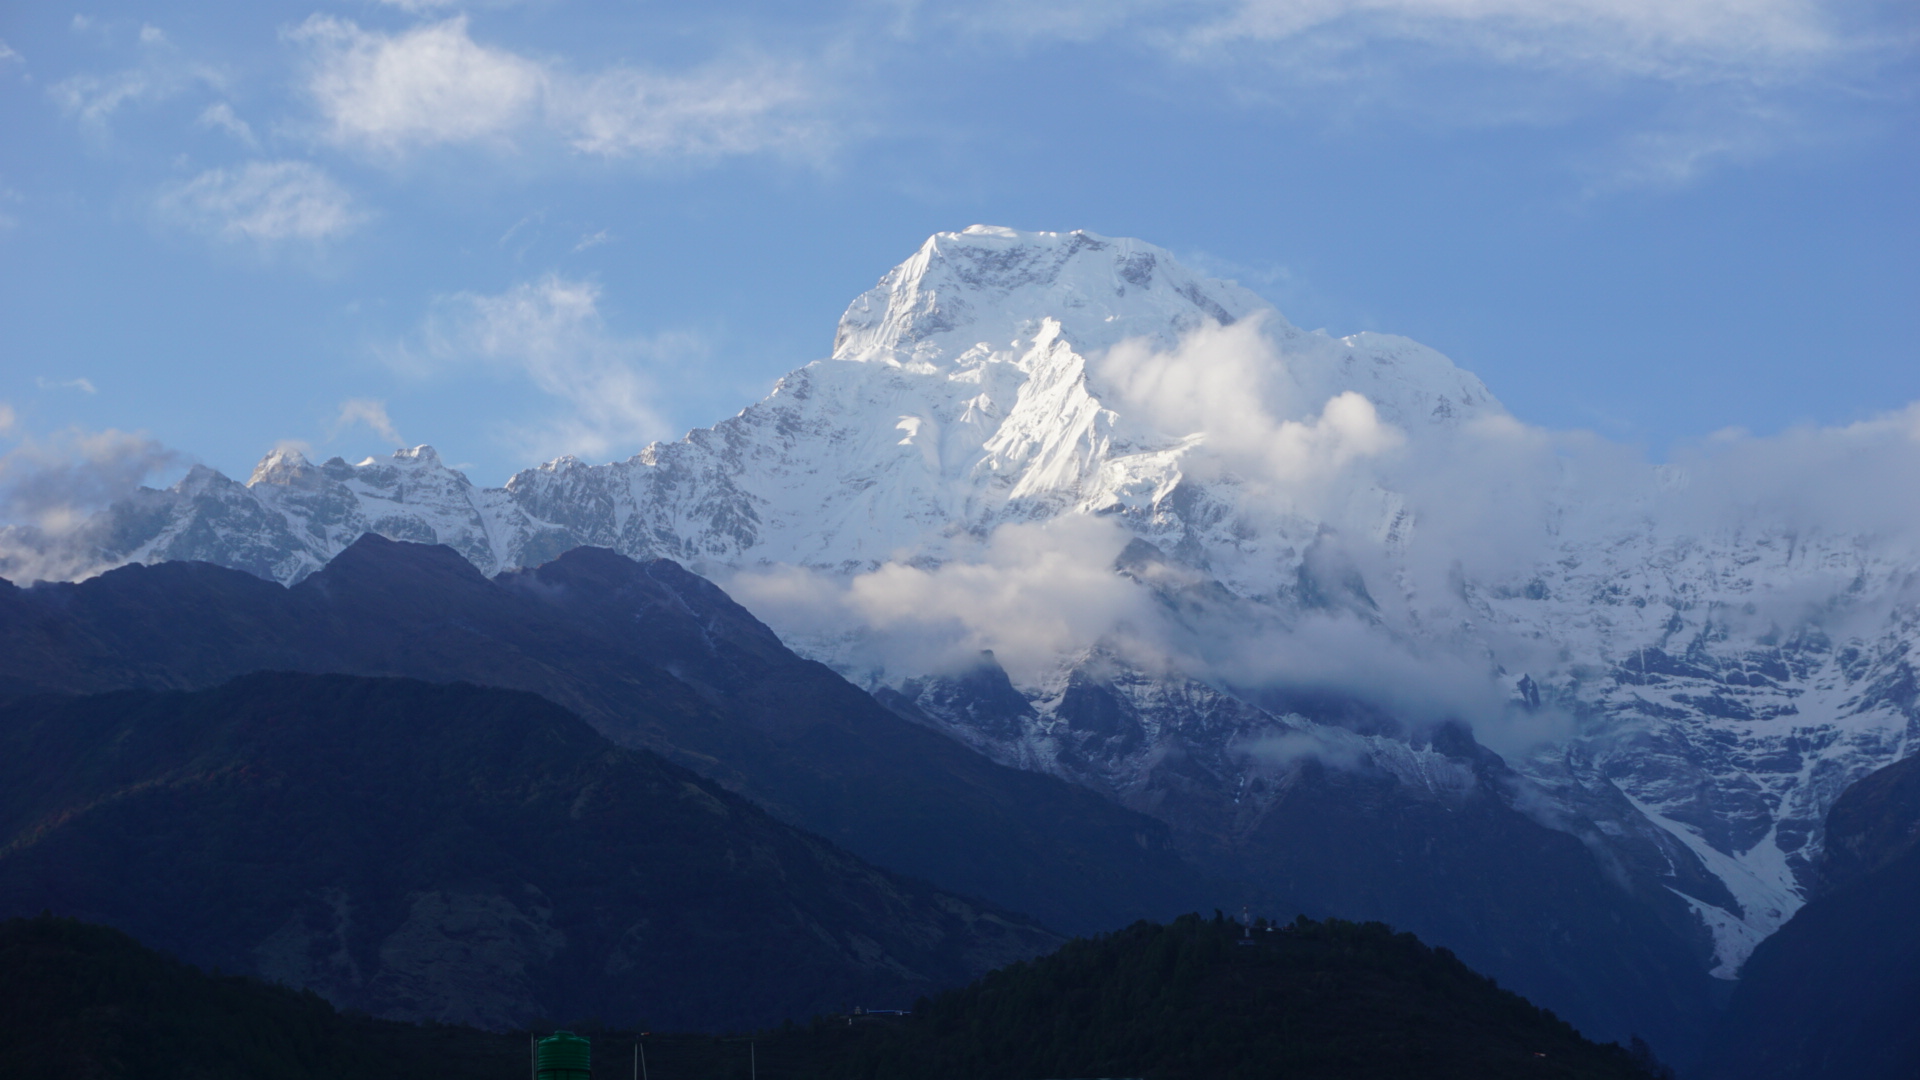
[[0, 912, 1669, 1080], [0, 537, 1205, 935], [0, 673, 1058, 1030], [1698, 752, 1920, 1079]]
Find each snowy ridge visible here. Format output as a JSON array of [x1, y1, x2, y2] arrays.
[[32, 226, 1918, 980]]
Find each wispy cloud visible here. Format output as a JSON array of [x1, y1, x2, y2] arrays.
[[52, 67, 175, 125], [331, 398, 404, 446], [158, 160, 365, 243], [289, 15, 833, 163], [934, 0, 1902, 187], [371, 0, 465, 11], [959, 0, 1864, 82], [395, 275, 696, 461], [559, 58, 827, 159], [197, 102, 256, 144], [0, 426, 179, 530], [0, 424, 183, 583], [36, 377, 97, 394], [49, 18, 223, 129]]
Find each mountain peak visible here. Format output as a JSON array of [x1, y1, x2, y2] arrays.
[[831, 226, 1270, 367], [248, 446, 318, 488]]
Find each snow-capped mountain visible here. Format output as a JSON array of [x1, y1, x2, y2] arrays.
[[23, 225, 1916, 983]]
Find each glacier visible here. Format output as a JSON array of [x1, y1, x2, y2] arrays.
[[13, 223, 1916, 980]]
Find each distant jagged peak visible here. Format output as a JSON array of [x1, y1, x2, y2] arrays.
[[248, 445, 316, 487], [243, 444, 459, 492], [831, 226, 1273, 368], [372, 443, 445, 469]]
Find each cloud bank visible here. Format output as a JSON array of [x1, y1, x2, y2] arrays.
[[729, 314, 1920, 757], [0, 423, 182, 583]]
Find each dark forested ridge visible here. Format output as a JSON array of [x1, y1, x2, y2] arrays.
[[0, 537, 1203, 936], [1697, 753, 1920, 1080], [810, 914, 1667, 1080], [0, 673, 1057, 1031], [0, 915, 524, 1080], [0, 913, 1668, 1080]]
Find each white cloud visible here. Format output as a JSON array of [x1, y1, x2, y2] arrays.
[[729, 516, 1165, 685], [50, 17, 223, 128], [1097, 314, 1405, 500], [934, 0, 1895, 187], [964, 0, 1857, 83], [197, 102, 256, 144], [291, 15, 830, 162], [1193, 0, 1843, 77], [0, 426, 184, 583], [0, 402, 15, 435], [0, 39, 22, 63], [1662, 401, 1920, 542], [0, 426, 178, 529], [159, 160, 365, 243], [559, 59, 827, 159], [331, 398, 404, 446], [292, 15, 544, 152], [36, 377, 97, 394], [52, 68, 170, 124], [401, 275, 692, 461]]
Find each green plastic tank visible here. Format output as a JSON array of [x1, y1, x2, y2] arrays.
[[536, 1031, 591, 1080]]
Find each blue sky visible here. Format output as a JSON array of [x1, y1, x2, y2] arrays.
[[1, 0, 1916, 497]]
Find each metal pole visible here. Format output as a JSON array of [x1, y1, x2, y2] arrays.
[[639, 1038, 648, 1080], [751, 1040, 757, 1080]]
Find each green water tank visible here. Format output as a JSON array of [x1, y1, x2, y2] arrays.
[[536, 1031, 591, 1080]]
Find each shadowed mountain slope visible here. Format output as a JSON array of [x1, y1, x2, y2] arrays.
[[0, 912, 1668, 1080], [0, 915, 527, 1080], [0, 537, 1204, 935], [886, 659, 1720, 1059], [0, 540, 1719, 1056], [798, 914, 1668, 1080], [0, 673, 1058, 1030], [1698, 753, 1920, 1079]]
